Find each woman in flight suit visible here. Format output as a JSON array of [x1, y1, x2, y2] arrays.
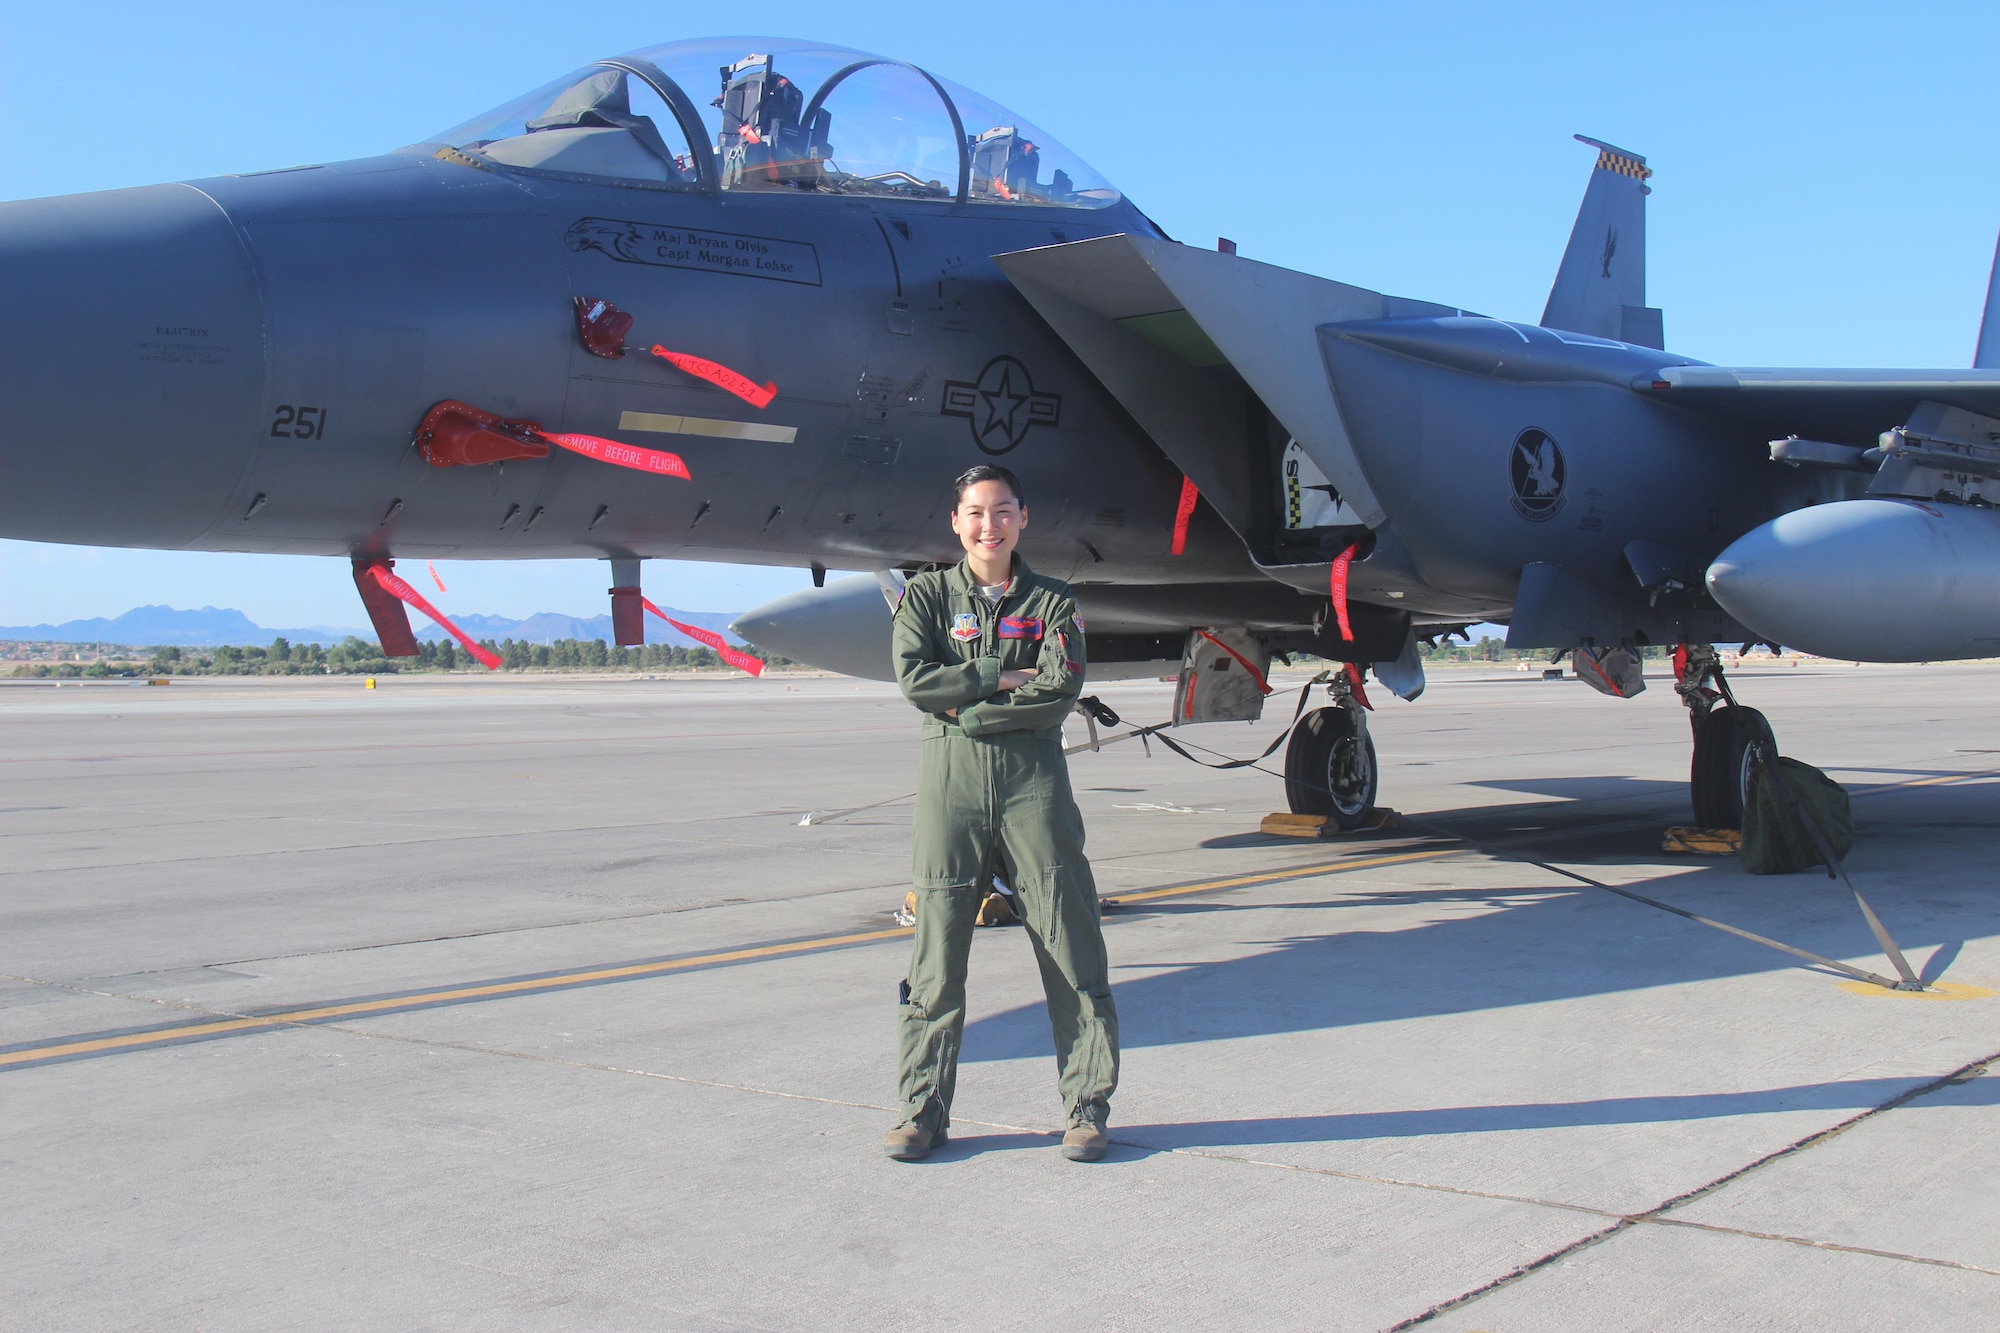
[[883, 464, 1119, 1163]]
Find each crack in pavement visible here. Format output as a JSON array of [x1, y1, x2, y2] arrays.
[[1384, 1051, 2000, 1329]]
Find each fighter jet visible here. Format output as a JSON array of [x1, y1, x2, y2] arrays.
[[4, 35, 1999, 832]]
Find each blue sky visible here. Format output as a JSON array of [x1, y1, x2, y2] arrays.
[[3, 0, 1996, 626]]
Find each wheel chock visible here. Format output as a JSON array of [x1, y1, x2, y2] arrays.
[[1259, 809, 1402, 838], [894, 888, 1117, 925], [1663, 826, 1741, 855], [1262, 813, 1329, 837], [975, 891, 1019, 927]]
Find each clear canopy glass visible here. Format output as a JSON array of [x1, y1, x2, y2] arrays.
[[429, 36, 1121, 208]]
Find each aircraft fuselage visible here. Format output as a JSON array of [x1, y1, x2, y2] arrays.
[[0, 152, 1253, 592]]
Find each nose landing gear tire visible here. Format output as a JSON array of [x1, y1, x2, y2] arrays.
[[1690, 704, 1772, 830], [1285, 704, 1378, 829]]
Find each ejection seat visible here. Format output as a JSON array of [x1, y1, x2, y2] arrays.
[[969, 125, 1073, 202], [716, 54, 832, 189]]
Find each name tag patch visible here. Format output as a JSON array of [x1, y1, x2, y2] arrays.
[[950, 612, 981, 641], [998, 616, 1043, 640]]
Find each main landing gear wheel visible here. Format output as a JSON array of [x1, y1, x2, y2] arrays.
[[1285, 703, 1378, 829], [1690, 704, 1773, 830]]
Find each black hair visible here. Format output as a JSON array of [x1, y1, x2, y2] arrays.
[[952, 464, 1025, 509]]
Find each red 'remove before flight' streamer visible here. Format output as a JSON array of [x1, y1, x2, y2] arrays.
[[1329, 542, 1358, 641], [1344, 661, 1374, 711], [1170, 475, 1200, 556], [362, 565, 502, 670], [641, 597, 765, 676], [545, 433, 691, 480], [649, 345, 778, 409]]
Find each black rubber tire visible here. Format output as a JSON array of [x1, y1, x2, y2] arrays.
[[1690, 705, 1774, 830], [1285, 704, 1379, 829]]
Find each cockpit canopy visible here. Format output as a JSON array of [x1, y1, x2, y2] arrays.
[[432, 36, 1121, 209]]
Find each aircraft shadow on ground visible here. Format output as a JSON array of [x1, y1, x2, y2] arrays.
[[1116, 1074, 2000, 1150], [960, 782, 1998, 1116], [1196, 778, 1686, 856], [1462, 775, 1689, 803], [1202, 771, 2000, 860]]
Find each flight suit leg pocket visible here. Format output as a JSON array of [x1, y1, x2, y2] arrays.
[[913, 735, 991, 889], [1034, 861, 1119, 1111]]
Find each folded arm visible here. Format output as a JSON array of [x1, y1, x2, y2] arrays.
[[957, 609, 1086, 737]]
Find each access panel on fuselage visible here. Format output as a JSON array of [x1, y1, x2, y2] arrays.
[[209, 162, 573, 557], [553, 190, 892, 563]]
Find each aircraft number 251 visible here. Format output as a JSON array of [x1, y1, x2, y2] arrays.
[[270, 405, 328, 440]]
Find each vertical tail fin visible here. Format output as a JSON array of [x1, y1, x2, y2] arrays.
[[1975, 230, 2000, 368], [1541, 135, 1664, 349]]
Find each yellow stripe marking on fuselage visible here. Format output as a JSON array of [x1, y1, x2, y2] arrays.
[[617, 411, 797, 443]]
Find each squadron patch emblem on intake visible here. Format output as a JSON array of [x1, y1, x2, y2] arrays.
[[950, 611, 981, 641], [1509, 427, 1566, 522]]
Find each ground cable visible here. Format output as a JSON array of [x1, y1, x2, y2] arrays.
[[1126, 718, 1917, 992]]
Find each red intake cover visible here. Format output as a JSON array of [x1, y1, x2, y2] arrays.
[[415, 400, 551, 467]]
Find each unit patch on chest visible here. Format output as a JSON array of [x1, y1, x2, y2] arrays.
[[950, 612, 981, 641], [998, 616, 1043, 640]]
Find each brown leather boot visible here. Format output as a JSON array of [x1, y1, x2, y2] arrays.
[[1061, 1105, 1109, 1162], [884, 1122, 946, 1161]]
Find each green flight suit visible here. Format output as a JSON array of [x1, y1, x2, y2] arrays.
[[891, 555, 1119, 1133]]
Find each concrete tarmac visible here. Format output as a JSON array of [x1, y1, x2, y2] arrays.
[[2, 662, 1997, 1330]]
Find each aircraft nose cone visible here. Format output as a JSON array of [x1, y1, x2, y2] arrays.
[[1700, 550, 1758, 615], [1708, 498, 2000, 661], [0, 184, 265, 547], [727, 609, 781, 647], [731, 575, 897, 681]]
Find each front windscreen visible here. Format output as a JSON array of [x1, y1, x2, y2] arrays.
[[433, 65, 698, 185], [429, 36, 1121, 208]]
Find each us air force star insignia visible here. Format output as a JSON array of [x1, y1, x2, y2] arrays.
[[941, 355, 1061, 455]]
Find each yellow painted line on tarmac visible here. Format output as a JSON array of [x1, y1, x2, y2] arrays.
[[2, 847, 1455, 1071], [1872, 767, 2000, 793], [1110, 849, 1457, 905], [1837, 980, 1996, 1002], [0, 926, 912, 1070]]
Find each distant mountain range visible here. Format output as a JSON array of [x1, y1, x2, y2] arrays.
[[0, 604, 743, 649]]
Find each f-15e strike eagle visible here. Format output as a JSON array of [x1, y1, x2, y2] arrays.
[[6, 35, 1999, 829]]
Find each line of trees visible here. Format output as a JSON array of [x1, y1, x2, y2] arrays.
[[8, 636, 788, 677], [1419, 635, 1512, 663], [1417, 637, 1674, 663]]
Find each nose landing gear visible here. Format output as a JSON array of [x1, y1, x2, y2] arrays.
[[1284, 669, 1379, 829], [1677, 644, 1771, 829]]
